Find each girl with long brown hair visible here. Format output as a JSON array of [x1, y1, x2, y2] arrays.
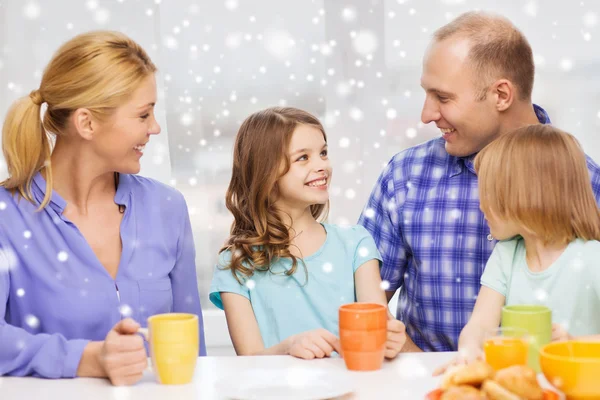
[[210, 107, 407, 358], [436, 124, 600, 373]]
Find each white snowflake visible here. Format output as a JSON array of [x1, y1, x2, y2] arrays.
[[16, 288, 25, 297], [264, 30, 294, 58], [25, 314, 40, 329], [119, 304, 133, 317], [349, 108, 363, 121], [380, 280, 391, 290], [224, 0, 238, 11], [560, 59, 573, 71], [336, 82, 352, 97], [583, 12, 598, 27], [352, 30, 379, 56], [386, 108, 397, 120], [94, 8, 110, 24], [225, 32, 243, 49], [163, 36, 178, 50], [335, 217, 351, 227], [180, 112, 193, 126], [23, 1, 41, 20], [342, 7, 356, 22], [322, 262, 333, 273], [0, 201, 6, 210], [338, 137, 350, 148], [344, 189, 356, 200], [406, 128, 417, 138], [534, 288, 548, 302], [23, 231, 32, 239], [57, 251, 69, 262], [570, 258, 584, 270], [0, 246, 18, 273], [364, 208, 376, 219], [245, 279, 256, 290], [523, 1, 537, 17], [358, 247, 369, 257], [552, 377, 564, 389]]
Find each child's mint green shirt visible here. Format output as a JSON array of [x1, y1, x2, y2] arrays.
[[209, 224, 382, 348], [481, 238, 600, 336]]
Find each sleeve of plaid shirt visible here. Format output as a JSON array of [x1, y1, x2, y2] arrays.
[[587, 156, 600, 204], [358, 157, 409, 292]]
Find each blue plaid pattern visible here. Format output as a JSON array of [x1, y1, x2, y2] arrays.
[[358, 105, 600, 351]]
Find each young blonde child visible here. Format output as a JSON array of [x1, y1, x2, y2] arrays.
[[209, 107, 407, 359], [436, 124, 600, 373]]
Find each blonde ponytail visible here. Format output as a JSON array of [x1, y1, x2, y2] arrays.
[[1, 92, 53, 208], [0, 30, 156, 209]]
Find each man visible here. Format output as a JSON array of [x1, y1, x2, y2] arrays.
[[358, 11, 600, 352]]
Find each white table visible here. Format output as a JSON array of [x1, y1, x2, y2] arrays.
[[0, 352, 563, 399]]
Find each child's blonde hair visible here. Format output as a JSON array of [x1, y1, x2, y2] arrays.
[[474, 124, 600, 245]]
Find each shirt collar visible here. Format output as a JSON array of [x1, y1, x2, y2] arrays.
[[32, 172, 67, 213], [32, 171, 131, 214], [448, 103, 551, 177]]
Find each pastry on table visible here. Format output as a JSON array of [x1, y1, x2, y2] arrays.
[[441, 360, 496, 389], [482, 380, 522, 400], [492, 365, 544, 400], [440, 385, 487, 400]]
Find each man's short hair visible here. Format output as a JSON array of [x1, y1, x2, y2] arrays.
[[434, 11, 534, 101]]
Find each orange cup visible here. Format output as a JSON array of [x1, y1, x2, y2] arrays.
[[483, 327, 529, 370], [339, 303, 387, 371]]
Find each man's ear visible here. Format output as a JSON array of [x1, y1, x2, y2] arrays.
[[493, 79, 515, 112]]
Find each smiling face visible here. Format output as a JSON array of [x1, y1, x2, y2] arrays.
[[275, 124, 331, 212], [420, 36, 503, 157], [91, 74, 161, 174]]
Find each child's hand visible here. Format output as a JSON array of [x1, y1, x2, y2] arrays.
[[432, 346, 484, 376], [385, 317, 407, 359], [552, 323, 572, 342], [286, 329, 341, 359]]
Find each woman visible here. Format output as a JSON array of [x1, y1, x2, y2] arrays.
[[0, 31, 206, 385]]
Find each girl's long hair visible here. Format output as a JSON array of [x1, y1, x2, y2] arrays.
[[220, 107, 328, 282]]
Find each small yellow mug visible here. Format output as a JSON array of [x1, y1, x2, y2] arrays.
[[138, 313, 199, 385]]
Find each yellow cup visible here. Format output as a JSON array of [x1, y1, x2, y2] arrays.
[[138, 313, 199, 385]]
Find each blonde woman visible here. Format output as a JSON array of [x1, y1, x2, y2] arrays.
[[0, 31, 206, 385], [436, 125, 600, 373]]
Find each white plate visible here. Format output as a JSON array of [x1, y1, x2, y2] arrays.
[[213, 367, 354, 400]]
